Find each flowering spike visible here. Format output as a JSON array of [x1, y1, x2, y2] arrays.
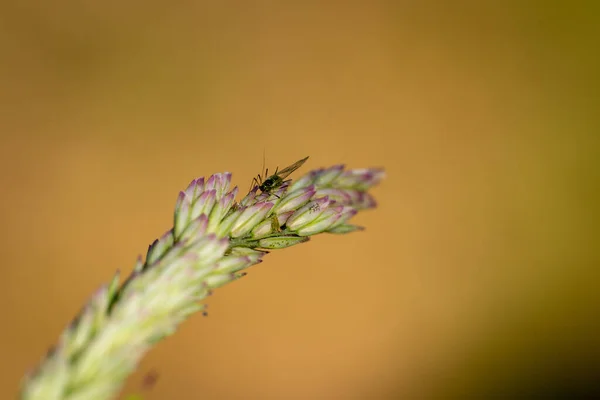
[[19, 161, 383, 400]]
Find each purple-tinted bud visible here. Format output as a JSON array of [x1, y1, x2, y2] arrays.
[[207, 190, 238, 234], [190, 189, 217, 220], [344, 190, 377, 209], [205, 273, 235, 289], [326, 206, 358, 230], [216, 206, 244, 237], [234, 271, 248, 280], [296, 206, 344, 236], [333, 168, 385, 190], [258, 235, 309, 249], [341, 190, 376, 209], [359, 168, 385, 189], [107, 271, 121, 293], [174, 191, 192, 239], [289, 170, 317, 191], [230, 202, 274, 238], [227, 186, 239, 201], [152, 241, 185, 270], [179, 214, 209, 242], [204, 174, 218, 191], [240, 186, 259, 206], [215, 172, 232, 198], [219, 191, 237, 214], [251, 218, 274, 238], [315, 164, 345, 186], [359, 192, 377, 209], [345, 190, 362, 206], [314, 188, 352, 205], [246, 254, 264, 267], [146, 229, 175, 265], [286, 196, 332, 231], [272, 186, 316, 215], [134, 255, 144, 273], [277, 210, 295, 226], [327, 223, 364, 234], [333, 170, 359, 188], [184, 177, 205, 200], [192, 235, 229, 267], [213, 255, 252, 274]]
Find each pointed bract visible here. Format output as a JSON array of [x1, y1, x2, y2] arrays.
[[272, 186, 316, 215], [173, 191, 192, 239], [258, 236, 310, 249], [289, 170, 317, 191], [178, 215, 209, 243], [326, 223, 364, 234], [216, 206, 245, 237], [296, 207, 343, 236], [251, 218, 274, 238], [325, 206, 357, 230], [207, 189, 238, 233], [313, 188, 352, 205], [286, 196, 332, 231], [190, 189, 217, 220], [230, 202, 274, 238], [315, 164, 345, 186]]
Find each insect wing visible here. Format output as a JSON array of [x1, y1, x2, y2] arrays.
[[275, 156, 309, 180]]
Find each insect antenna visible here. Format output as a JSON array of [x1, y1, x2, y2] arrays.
[[262, 148, 266, 179], [248, 150, 267, 194]]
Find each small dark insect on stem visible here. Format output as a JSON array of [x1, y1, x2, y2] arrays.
[[249, 156, 309, 198]]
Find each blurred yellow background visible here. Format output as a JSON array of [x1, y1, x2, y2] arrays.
[[1, 1, 598, 399]]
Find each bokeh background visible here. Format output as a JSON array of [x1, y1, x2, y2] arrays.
[[1, 1, 598, 399]]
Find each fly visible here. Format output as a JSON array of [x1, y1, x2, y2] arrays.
[[252, 156, 309, 196]]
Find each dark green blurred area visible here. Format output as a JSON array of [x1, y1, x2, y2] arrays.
[[0, 1, 598, 399]]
